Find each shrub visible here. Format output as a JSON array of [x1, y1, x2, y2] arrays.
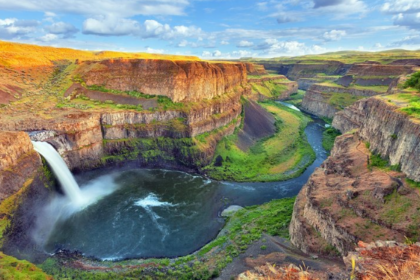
[[404, 71, 420, 91]]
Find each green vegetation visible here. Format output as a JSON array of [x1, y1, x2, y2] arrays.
[[247, 49, 420, 64], [204, 102, 315, 182], [320, 81, 389, 93], [285, 90, 305, 107], [404, 71, 420, 91], [406, 178, 420, 189], [321, 91, 365, 110], [322, 127, 340, 152], [250, 79, 291, 99], [101, 117, 240, 168], [39, 197, 295, 280], [368, 152, 401, 172], [384, 91, 420, 119], [0, 252, 52, 280]]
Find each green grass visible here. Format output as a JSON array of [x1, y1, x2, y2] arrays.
[[250, 80, 291, 99], [285, 90, 305, 106], [321, 91, 366, 110], [386, 92, 420, 119], [204, 101, 315, 182], [248, 49, 420, 64], [368, 152, 401, 172], [322, 127, 341, 152], [320, 81, 389, 93], [0, 252, 52, 280], [38, 197, 295, 280], [404, 71, 420, 91]]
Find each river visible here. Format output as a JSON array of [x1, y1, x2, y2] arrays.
[[44, 106, 328, 260]]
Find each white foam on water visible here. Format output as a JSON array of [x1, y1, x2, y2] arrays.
[[134, 193, 176, 208], [277, 101, 301, 112]]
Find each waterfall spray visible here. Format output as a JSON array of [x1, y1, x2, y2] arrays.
[[31, 141, 83, 204]]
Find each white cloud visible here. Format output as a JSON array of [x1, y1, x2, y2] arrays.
[[220, 40, 229, 45], [0, 18, 39, 39], [257, 2, 268, 11], [82, 17, 202, 38], [312, 0, 367, 18], [254, 38, 326, 56], [237, 40, 254, 47], [178, 40, 188, 47], [393, 12, 420, 30], [313, 0, 346, 9], [145, 47, 164, 54], [45, 21, 78, 37], [201, 50, 222, 58], [277, 14, 297, 24], [381, 0, 420, 14], [39, 33, 58, 42], [323, 29, 346, 41], [374, 43, 384, 48], [83, 16, 140, 36], [0, 0, 189, 17]]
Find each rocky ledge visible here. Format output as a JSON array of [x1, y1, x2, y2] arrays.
[[333, 97, 420, 182], [289, 132, 420, 256]]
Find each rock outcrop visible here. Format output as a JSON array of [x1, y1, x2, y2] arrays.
[[333, 97, 420, 182], [0, 131, 41, 202], [300, 90, 339, 118], [76, 59, 248, 102], [244, 63, 267, 76], [248, 75, 298, 101], [290, 132, 419, 256], [346, 64, 414, 77], [256, 61, 350, 81], [301, 83, 388, 118]]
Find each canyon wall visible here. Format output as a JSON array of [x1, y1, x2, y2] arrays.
[[76, 59, 248, 102], [290, 132, 418, 256], [300, 89, 338, 118], [301, 83, 381, 118], [248, 75, 298, 101], [0, 132, 42, 202], [333, 97, 420, 182], [244, 62, 267, 76], [0, 57, 248, 173]]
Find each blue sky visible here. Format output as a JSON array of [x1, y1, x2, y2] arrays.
[[0, 0, 419, 58]]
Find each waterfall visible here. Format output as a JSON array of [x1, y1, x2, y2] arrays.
[[31, 141, 83, 204]]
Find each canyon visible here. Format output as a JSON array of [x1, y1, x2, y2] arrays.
[[1, 42, 420, 280]]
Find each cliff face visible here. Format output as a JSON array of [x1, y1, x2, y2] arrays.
[[290, 133, 418, 256], [333, 97, 420, 182], [301, 83, 387, 118], [248, 75, 298, 101], [347, 64, 414, 77], [256, 61, 350, 80], [301, 90, 338, 118], [0, 131, 41, 202], [77, 59, 248, 102], [244, 63, 267, 76]]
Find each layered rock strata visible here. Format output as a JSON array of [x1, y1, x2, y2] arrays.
[[76, 59, 248, 102], [333, 97, 420, 182], [0, 131, 42, 202], [290, 133, 418, 256]]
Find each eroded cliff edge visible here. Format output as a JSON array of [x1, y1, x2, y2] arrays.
[[289, 132, 419, 256], [333, 97, 420, 181], [290, 94, 420, 257]]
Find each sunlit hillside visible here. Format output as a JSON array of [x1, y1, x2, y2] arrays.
[[0, 41, 201, 68], [245, 49, 420, 64]]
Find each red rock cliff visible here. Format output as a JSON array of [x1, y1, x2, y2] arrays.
[[77, 59, 248, 102]]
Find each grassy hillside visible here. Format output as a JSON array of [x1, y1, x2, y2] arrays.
[[0, 41, 200, 68], [204, 101, 315, 181], [244, 49, 420, 64]]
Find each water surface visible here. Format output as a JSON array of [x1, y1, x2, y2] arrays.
[[44, 114, 328, 260]]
